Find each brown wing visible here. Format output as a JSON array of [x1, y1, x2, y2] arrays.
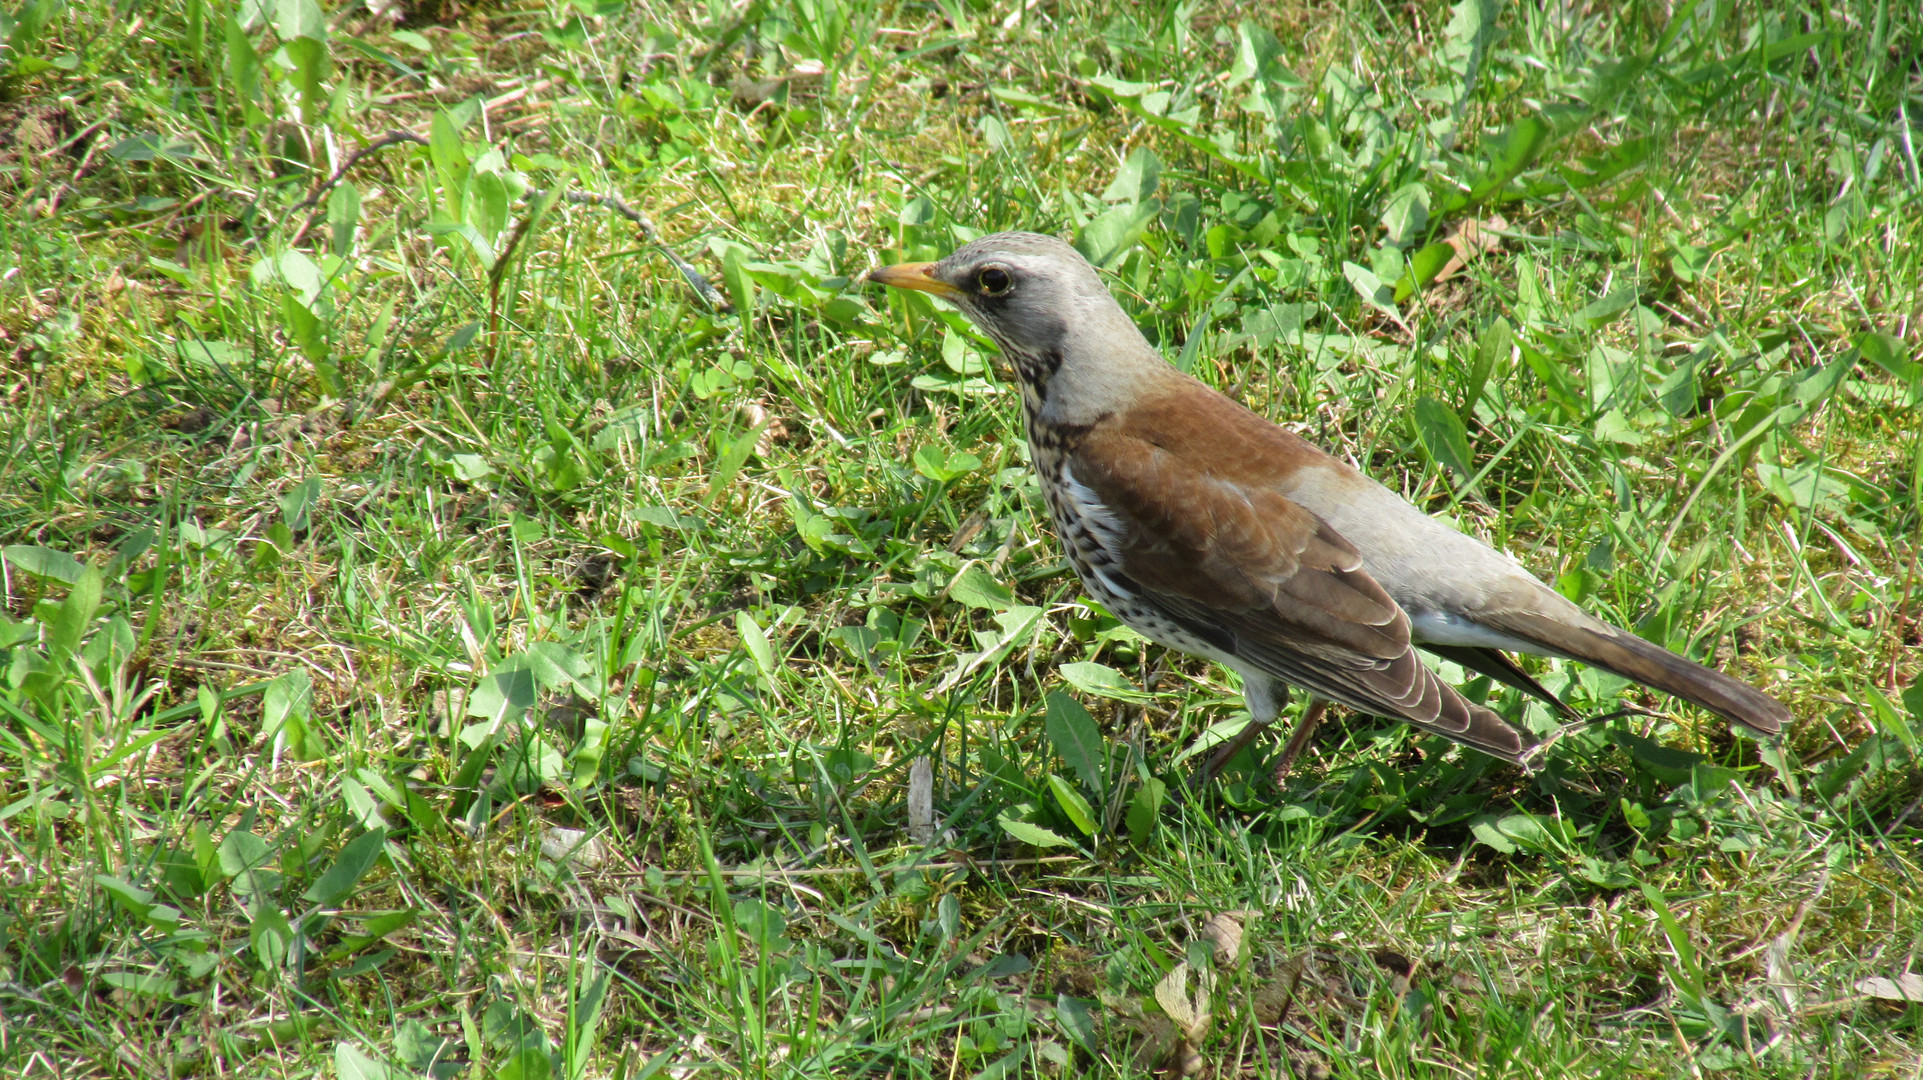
[[1070, 423, 1539, 766], [1112, 378, 1784, 738]]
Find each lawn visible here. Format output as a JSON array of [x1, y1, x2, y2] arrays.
[[2, 0, 1920, 1076]]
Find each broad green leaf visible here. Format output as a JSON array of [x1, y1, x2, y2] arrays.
[[731, 898, 787, 952], [1126, 778, 1167, 843], [1227, 22, 1288, 86], [327, 182, 361, 256], [225, 16, 264, 118], [736, 611, 777, 681], [1058, 661, 1150, 703], [1468, 816, 1517, 853], [443, 94, 483, 131], [101, 971, 177, 998], [395, 1020, 455, 1071], [263, 668, 313, 738], [444, 321, 481, 354], [949, 565, 1014, 611], [1547, 134, 1657, 195], [280, 293, 328, 367], [305, 827, 388, 907], [1101, 147, 1161, 204], [898, 196, 934, 226], [977, 113, 1011, 150], [1572, 53, 1652, 112], [1074, 202, 1158, 269], [48, 566, 103, 658], [509, 513, 545, 543], [915, 443, 981, 482], [334, 1042, 397, 1080], [341, 775, 388, 831], [277, 0, 326, 39], [1464, 318, 1510, 412], [1904, 682, 1923, 729], [1056, 994, 1099, 1056], [357, 908, 419, 943], [1342, 261, 1397, 318], [1862, 685, 1918, 756], [940, 327, 986, 374], [105, 133, 205, 162], [1412, 396, 1474, 482], [1441, 0, 1497, 92], [1475, 812, 1576, 854], [1379, 183, 1429, 246], [448, 221, 498, 268], [633, 506, 696, 531], [1394, 240, 1455, 301], [1856, 331, 1919, 385], [704, 419, 770, 506], [1043, 691, 1105, 795], [429, 110, 469, 214], [279, 476, 322, 531], [1640, 883, 1706, 1004], [285, 35, 330, 124], [938, 605, 1044, 690], [251, 901, 294, 967], [821, 745, 873, 785], [468, 659, 537, 724], [997, 814, 1076, 849], [524, 641, 601, 698], [1577, 286, 1639, 328], [2, 545, 85, 584], [1444, 113, 1551, 211], [1518, 341, 1585, 417], [217, 829, 270, 878], [721, 247, 754, 315], [494, 1046, 552, 1080], [276, 250, 327, 301], [96, 874, 156, 916], [1615, 731, 1705, 786], [470, 169, 510, 243], [1047, 774, 1098, 836]]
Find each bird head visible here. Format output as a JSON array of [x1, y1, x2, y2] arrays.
[[868, 231, 1158, 404]]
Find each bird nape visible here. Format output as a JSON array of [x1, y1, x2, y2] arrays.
[[869, 231, 1790, 783]]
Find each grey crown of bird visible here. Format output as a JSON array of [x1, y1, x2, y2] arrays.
[[870, 231, 1789, 773]]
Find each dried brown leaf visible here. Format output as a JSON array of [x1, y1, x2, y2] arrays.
[[1434, 215, 1507, 283], [1857, 974, 1923, 1002], [1198, 912, 1245, 966]]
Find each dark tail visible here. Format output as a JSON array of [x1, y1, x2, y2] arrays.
[[1502, 614, 1788, 736]]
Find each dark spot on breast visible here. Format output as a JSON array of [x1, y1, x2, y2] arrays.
[[1016, 347, 1065, 388]]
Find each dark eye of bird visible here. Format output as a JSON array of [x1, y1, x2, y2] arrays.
[[976, 266, 1012, 296]]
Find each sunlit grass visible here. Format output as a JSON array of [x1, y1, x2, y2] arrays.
[[1, 0, 1919, 1077]]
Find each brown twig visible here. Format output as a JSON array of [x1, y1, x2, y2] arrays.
[[276, 129, 729, 314], [529, 188, 733, 313], [603, 854, 1081, 879], [287, 129, 431, 218]]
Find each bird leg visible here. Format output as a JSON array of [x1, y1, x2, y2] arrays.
[[1193, 676, 1283, 787], [1270, 699, 1329, 785], [1196, 715, 1270, 787], [1195, 680, 1327, 788]]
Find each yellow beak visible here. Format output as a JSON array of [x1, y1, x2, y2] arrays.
[[867, 262, 964, 299]]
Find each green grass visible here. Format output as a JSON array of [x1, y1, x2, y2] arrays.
[[2, 0, 1921, 1076]]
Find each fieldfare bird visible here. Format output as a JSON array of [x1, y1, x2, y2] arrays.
[[870, 232, 1789, 777]]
